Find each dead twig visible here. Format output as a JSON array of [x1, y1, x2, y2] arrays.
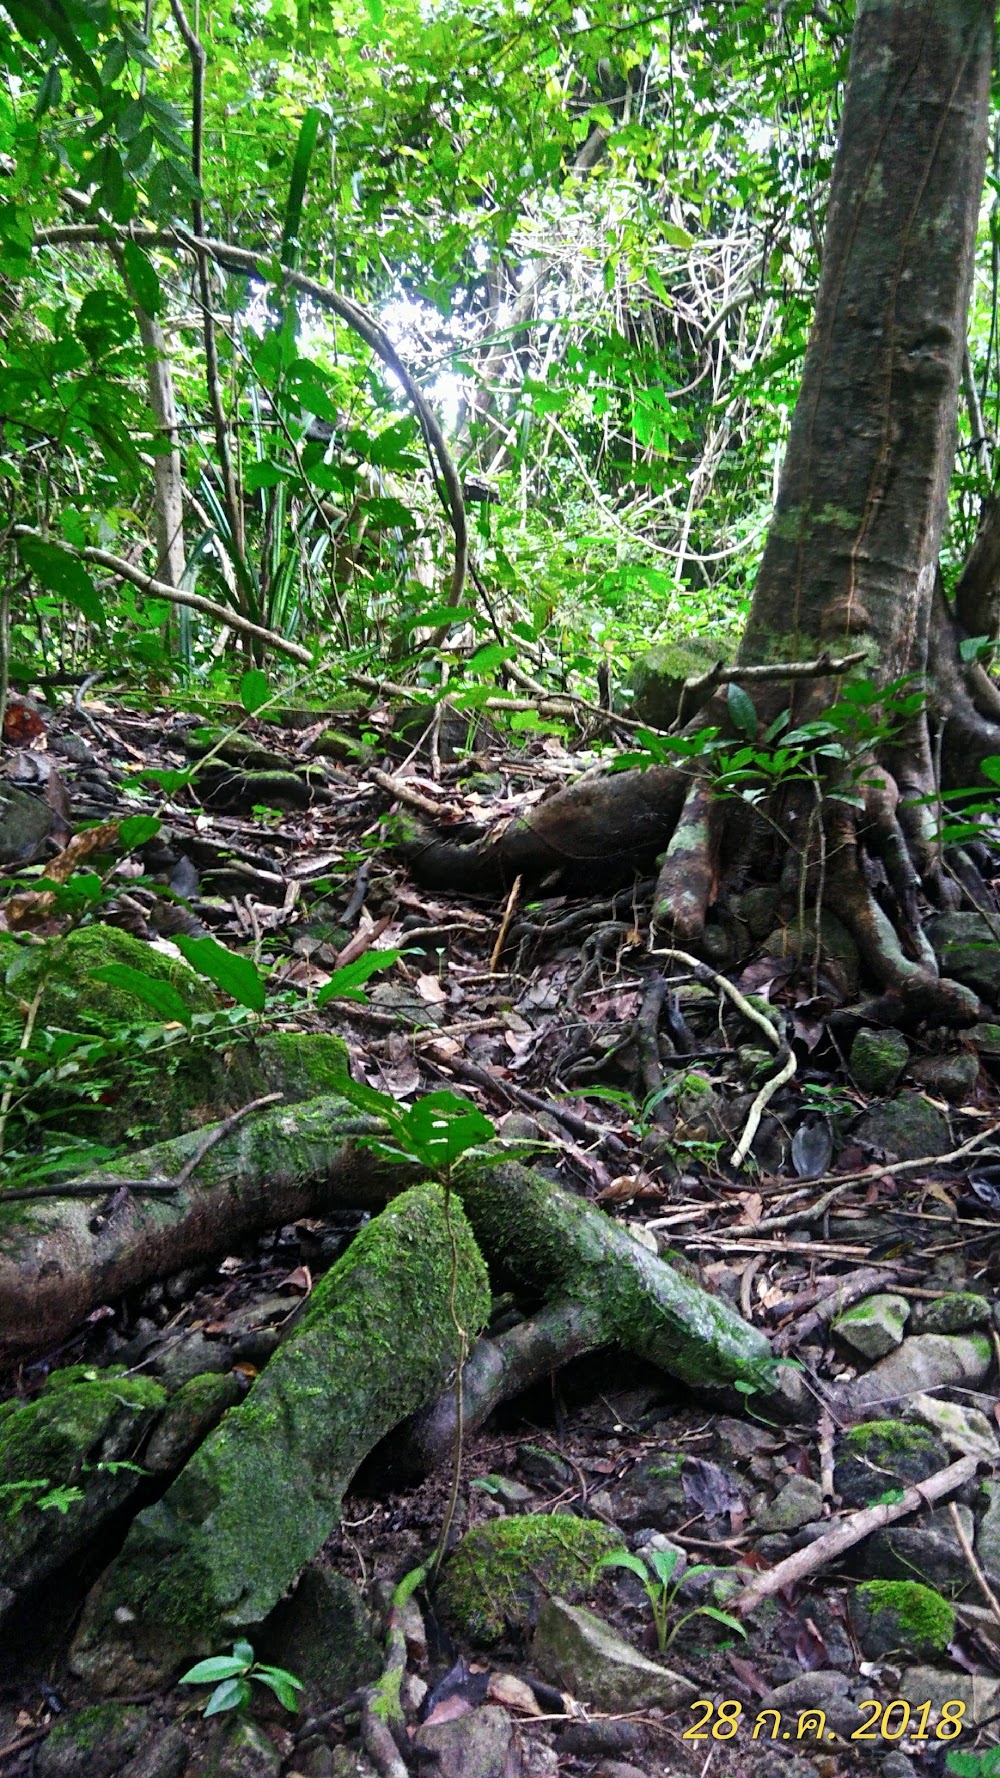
[[367, 767, 463, 822], [736, 1454, 979, 1615], [490, 874, 523, 973]]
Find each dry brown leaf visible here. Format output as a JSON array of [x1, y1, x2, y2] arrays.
[[486, 1674, 544, 1716], [415, 973, 447, 1003]]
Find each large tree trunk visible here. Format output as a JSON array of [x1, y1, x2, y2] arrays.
[[401, 0, 1000, 1029]]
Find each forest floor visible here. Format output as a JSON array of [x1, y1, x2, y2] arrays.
[[1, 682, 999, 1778]]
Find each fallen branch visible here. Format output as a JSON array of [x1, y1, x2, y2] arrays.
[[367, 767, 463, 822], [676, 649, 868, 725], [736, 1453, 979, 1615]]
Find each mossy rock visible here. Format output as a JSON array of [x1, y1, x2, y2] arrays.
[[850, 1580, 955, 1658], [258, 1565, 382, 1707], [144, 1371, 242, 1474], [36, 1703, 150, 1778], [850, 1027, 909, 1096], [926, 913, 1000, 1004], [0, 924, 349, 1148], [438, 1513, 624, 1644], [919, 1292, 993, 1335], [620, 639, 730, 730], [0, 1366, 166, 1616], [763, 910, 860, 995], [852, 1092, 951, 1162], [834, 1419, 948, 1508]]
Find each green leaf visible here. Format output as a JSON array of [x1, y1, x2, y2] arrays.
[[980, 756, 1000, 787], [662, 222, 694, 249], [203, 1677, 251, 1716], [726, 681, 758, 739], [316, 949, 403, 1005], [75, 288, 136, 353], [174, 935, 266, 1011], [361, 0, 384, 23], [695, 1606, 748, 1637], [254, 1666, 304, 1712], [593, 1549, 651, 1584], [398, 1091, 494, 1168], [645, 1545, 681, 1586], [231, 1640, 255, 1665], [282, 106, 323, 269], [118, 814, 161, 850], [179, 1656, 251, 1685], [122, 241, 162, 316], [89, 964, 193, 1028], [18, 538, 103, 627], [139, 767, 195, 795], [240, 668, 270, 713]]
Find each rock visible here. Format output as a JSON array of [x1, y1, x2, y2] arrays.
[[258, 1566, 381, 1707], [119, 1728, 188, 1778], [753, 1475, 825, 1532], [622, 639, 730, 729], [70, 1186, 490, 1689], [852, 1092, 951, 1161], [899, 1666, 1000, 1726], [413, 1706, 514, 1778], [0, 1365, 166, 1619], [558, 1722, 645, 1758], [833, 1293, 910, 1360], [330, 1751, 378, 1778], [0, 783, 51, 864], [593, 1764, 650, 1778], [849, 1580, 955, 1658], [833, 1334, 991, 1417], [763, 910, 860, 996], [975, 1477, 1000, 1578], [879, 1757, 917, 1778], [202, 1716, 281, 1778], [532, 1597, 698, 1712], [850, 1028, 909, 1096], [927, 912, 1000, 1003], [439, 1513, 623, 1644], [148, 1333, 234, 1391], [919, 1291, 992, 1334], [612, 1451, 686, 1530], [908, 1053, 979, 1103], [835, 1419, 949, 1508], [860, 1504, 976, 1592], [36, 1706, 150, 1778], [758, 1671, 864, 1740], [145, 1372, 241, 1472], [968, 1021, 1000, 1057], [906, 1394, 998, 1463]]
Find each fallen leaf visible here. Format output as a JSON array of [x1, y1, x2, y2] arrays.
[[486, 1674, 543, 1716], [416, 973, 448, 1004], [279, 1266, 312, 1295]]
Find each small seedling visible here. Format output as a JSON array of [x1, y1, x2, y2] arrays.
[[593, 1544, 747, 1654], [178, 1640, 303, 1716]]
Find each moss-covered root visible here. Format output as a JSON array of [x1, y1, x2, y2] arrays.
[[0, 1093, 395, 1360], [453, 1159, 777, 1395], [393, 1297, 608, 1481], [69, 1184, 490, 1692]]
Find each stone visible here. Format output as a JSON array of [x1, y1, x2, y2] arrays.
[[763, 910, 860, 996], [612, 1451, 687, 1530], [758, 1671, 865, 1740], [975, 1478, 1000, 1579], [558, 1722, 645, 1758], [119, 1728, 188, 1778], [202, 1716, 281, 1778], [906, 1394, 998, 1464], [36, 1706, 150, 1778], [593, 1764, 651, 1778], [0, 783, 51, 864], [879, 1758, 917, 1778], [412, 1706, 513, 1778], [899, 1666, 1000, 1727], [968, 1021, 1000, 1057], [919, 1291, 992, 1334], [833, 1294, 910, 1361], [70, 1186, 490, 1689], [927, 912, 1000, 1003], [852, 1093, 951, 1162], [145, 1372, 241, 1472], [330, 1752, 378, 1778], [849, 1580, 955, 1658], [258, 1567, 382, 1708], [148, 1333, 234, 1391], [834, 1419, 949, 1508], [833, 1334, 992, 1417], [850, 1028, 909, 1096], [532, 1597, 698, 1712], [753, 1475, 825, 1533], [438, 1513, 623, 1644], [860, 1504, 976, 1592], [622, 639, 730, 729], [908, 1053, 980, 1104]]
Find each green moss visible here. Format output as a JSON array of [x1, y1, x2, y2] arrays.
[[256, 1031, 348, 1097], [439, 1514, 624, 1643], [844, 1419, 937, 1455], [855, 1580, 955, 1655], [39, 1702, 149, 1769], [0, 1364, 166, 1486]]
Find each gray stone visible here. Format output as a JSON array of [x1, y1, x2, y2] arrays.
[[906, 1394, 998, 1463], [613, 1451, 687, 1530], [850, 1028, 909, 1096], [558, 1722, 645, 1758], [623, 639, 730, 730], [852, 1093, 951, 1162], [919, 1292, 993, 1334], [975, 1477, 1000, 1579], [968, 1021, 1000, 1057], [759, 1671, 865, 1740], [927, 912, 1000, 1003], [908, 1053, 980, 1103], [330, 1751, 378, 1778], [848, 1579, 955, 1659], [764, 911, 860, 996], [147, 1331, 233, 1389], [144, 1372, 241, 1473], [413, 1706, 513, 1778], [833, 1333, 992, 1417], [753, 1475, 825, 1532], [833, 1293, 910, 1360], [36, 1706, 150, 1778], [0, 783, 51, 864], [835, 1419, 949, 1508], [899, 1666, 1000, 1726], [593, 1764, 651, 1778], [202, 1717, 281, 1778], [259, 1566, 382, 1709], [879, 1758, 917, 1778], [119, 1728, 188, 1778], [532, 1597, 698, 1712], [860, 1505, 976, 1592]]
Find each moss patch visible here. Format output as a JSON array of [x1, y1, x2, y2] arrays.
[[853, 1580, 955, 1657], [439, 1514, 624, 1644]]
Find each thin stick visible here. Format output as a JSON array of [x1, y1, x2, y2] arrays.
[[736, 1454, 979, 1615], [490, 874, 523, 973], [949, 1500, 1000, 1631], [367, 767, 462, 821]]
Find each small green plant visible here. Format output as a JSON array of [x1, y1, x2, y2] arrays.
[[947, 1753, 1000, 1777], [178, 1640, 304, 1716], [593, 1544, 747, 1654]]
